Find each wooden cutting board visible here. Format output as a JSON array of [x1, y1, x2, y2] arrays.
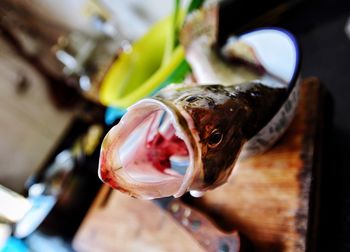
[[184, 77, 324, 252], [73, 186, 206, 252], [73, 78, 323, 252]]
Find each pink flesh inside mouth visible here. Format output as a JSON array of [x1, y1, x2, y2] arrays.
[[99, 100, 194, 199], [121, 109, 189, 180]]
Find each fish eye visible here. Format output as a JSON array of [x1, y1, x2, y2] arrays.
[[208, 130, 223, 148], [185, 96, 200, 103]]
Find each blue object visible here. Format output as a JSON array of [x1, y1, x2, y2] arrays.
[[1, 237, 29, 252], [105, 107, 126, 125]]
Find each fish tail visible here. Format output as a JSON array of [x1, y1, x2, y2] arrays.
[[180, 1, 219, 49]]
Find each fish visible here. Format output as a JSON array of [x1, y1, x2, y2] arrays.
[[180, 1, 265, 86], [99, 82, 287, 199], [98, 2, 291, 199]]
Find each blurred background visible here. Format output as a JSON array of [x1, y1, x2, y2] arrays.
[[0, 0, 349, 251]]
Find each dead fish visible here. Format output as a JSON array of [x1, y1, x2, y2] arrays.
[[180, 1, 265, 85], [98, 81, 287, 199]]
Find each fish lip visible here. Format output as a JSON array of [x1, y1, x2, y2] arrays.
[[98, 98, 201, 199], [152, 98, 203, 198]]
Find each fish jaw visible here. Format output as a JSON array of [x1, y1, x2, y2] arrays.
[[98, 98, 202, 199]]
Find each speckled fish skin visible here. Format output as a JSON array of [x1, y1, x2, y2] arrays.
[[180, 2, 264, 86], [154, 82, 287, 190]]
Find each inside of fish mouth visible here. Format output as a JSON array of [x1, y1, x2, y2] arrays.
[[118, 103, 191, 185]]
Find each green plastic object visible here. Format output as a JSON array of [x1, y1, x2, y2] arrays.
[[99, 14, 187, 109]]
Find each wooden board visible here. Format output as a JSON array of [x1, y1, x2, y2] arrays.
[[186, 77, 322, 252], [73, 78, 322, 252], [73, 186, 205, 252]]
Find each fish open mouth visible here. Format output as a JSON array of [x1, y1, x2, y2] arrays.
[[99, 99, 198, 199]]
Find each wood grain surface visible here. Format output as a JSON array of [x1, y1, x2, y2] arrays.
[[187, 78, 321, 252], [73, 78, 321, 252], [73, 186, 205, 252]]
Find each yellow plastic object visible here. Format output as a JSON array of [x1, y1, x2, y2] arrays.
[[99, 15, 185, 109]]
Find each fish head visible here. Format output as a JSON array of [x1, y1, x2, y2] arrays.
[[98, 83, 267, 199], [99, 91, 206, 200], [158, 84, 252, 190]]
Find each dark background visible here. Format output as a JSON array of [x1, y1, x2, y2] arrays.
[[281, 0, 350, 251], [221, 0, 350, 251], [283, 1, 350, 251]]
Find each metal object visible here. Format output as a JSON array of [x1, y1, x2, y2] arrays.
[[153, 196, 241, 252], [14, 124, 104, 238], [14, 150, 75, 238], [54, 13, 130, 102]]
